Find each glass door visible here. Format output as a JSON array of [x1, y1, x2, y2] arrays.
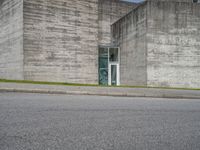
[[108, 63, 120, 86], [111, 65, 117, 85], [99, 48, 109, 85], [99, 47, 120, 86], [108, 47, 120, 86]]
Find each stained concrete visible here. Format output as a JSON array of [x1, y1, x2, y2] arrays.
[[112, 3, 148, 86], [147, 1, 200, 88], [98, 0, 137, 46], [0, 0, 23, 80], [23, 0, 99, 84], [1, 0, 200, 88], [112, 0, 200, 88], [0, 0, 136, 84]]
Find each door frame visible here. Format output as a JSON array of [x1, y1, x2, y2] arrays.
[[108, 62, 120, 86], [98, 46, 120, 86]]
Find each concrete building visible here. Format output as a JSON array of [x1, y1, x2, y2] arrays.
[[0, 0, 200, 88], [0, 0, 136, 84], [112, 0, 200, 88]]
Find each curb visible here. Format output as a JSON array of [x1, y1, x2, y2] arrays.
[[0, 88, 139, 97], [1, 88, 200, 99]]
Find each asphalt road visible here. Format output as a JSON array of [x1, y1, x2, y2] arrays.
[[0, 92, 200, 150]]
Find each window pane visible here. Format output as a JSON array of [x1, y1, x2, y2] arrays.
[[109, 48, 118, 62], [111, 65, 117, 85], [99, 48, 108, 85], [99, 48, 108, 69], [99, 68, 108, 85]]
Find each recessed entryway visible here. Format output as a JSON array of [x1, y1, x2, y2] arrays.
[[99, 47, 120, 86]]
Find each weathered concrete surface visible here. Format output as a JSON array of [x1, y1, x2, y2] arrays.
[[112, 0, 200, 88], [23, 0, 99, 84], [147, 1, 200, 88], [1, 0, 200, 88], [22, 0, 136, 84], [112, 3, 148, 86], [0, 0, 23, 80], [98, 0, 137, 46], [0, 0, 137, 84], [1, 82, 200, 99]]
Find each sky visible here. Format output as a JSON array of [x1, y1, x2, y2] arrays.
[[123, 0, 144, 3]]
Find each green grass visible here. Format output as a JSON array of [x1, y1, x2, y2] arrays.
[[0, 79, 200, 91], [119, 85, 200, 91], [0, 79, 98, 87]]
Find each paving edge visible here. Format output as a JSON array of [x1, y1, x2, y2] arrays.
[[1, 88, 200, 99]]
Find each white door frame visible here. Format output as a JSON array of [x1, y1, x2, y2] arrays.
[[108, 62, 120, 86]]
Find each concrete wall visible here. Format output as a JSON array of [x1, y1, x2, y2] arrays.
[[147, 1, 200, 88], [23, 0, 99, 84], [0, 0, 24, 80], [98, 0, 137, 46], [112, 3, 148, 86]]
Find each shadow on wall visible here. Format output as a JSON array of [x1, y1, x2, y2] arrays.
[[0, 0, 5, 6]]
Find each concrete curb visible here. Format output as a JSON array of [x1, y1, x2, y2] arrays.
[[1, 87, 200, 99], [0, 88, 141, 97]]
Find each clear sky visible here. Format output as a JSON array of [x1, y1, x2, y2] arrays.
[[123, 0, 144, 3]]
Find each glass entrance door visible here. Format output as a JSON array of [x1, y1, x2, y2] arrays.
[[109, 63, 120, 86], [99, 48, 108, 85], [99, 47, 120, 86], [111, 65, 117, 85]]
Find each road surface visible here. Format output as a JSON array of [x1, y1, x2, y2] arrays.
[[0, 92, 200, 150]]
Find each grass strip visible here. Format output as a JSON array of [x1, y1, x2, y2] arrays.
[[0, 79, 200, 91]]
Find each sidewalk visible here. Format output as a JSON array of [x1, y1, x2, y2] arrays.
[[0, 82, 200, 99]]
